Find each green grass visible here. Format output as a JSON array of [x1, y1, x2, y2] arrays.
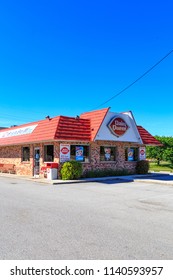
[[149, 161, 173, 172]]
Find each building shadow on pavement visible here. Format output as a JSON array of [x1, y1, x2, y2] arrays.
[[134, 173, 173, 181], [98, 178, 134, 184]]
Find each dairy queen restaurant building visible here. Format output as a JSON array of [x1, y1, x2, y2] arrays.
[[0, 108, 161, 179]]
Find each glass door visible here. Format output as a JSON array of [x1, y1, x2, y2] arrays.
[[34, 147, 40, 177]]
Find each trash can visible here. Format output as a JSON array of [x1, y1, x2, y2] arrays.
[[46, 163, 59, 180]]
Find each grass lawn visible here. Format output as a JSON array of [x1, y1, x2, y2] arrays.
[[149, 161, 173, 172]]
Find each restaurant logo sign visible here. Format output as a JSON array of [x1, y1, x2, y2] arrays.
[[60, 144, 70, 163], [108, 117, 129, 137], [139, 147, 146, 160]]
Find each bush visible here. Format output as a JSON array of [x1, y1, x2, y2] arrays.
[[82, 168, 130, 178], [60, 161, 82, 180], [136, 160, 149, 174]]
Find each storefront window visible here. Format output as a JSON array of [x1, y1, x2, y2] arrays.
[[100, 146, 116, 161], [44, 145, 54, 162], [70, 145, 90, 162], [125, 147, 139, 161], [22, 147, 30, 162]]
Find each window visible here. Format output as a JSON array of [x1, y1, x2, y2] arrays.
[[125, 147, 139, 161], [100, 146, 116, 161], [22, 147, 30, 162], [44, 145, 54, 162], [70, 145, 90, 162]]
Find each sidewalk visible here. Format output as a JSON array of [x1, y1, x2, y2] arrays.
[[1, 171, 173, 186]]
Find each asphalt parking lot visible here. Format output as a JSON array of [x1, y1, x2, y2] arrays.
[[0, 176, 173, 260]]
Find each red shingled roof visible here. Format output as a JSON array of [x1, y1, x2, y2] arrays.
[[137, 126, 162, 146], [55, 116, 91, 141], [0, 115, 91, 146], [0, 117, 60, 146], [0, 109, 161, 146], [80, 108, 109, 141]]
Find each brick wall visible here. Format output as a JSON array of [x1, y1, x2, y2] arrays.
[[57, 140, 140, 175], [0, 145, 33, 176], [0, 141, 141, 177], [0, 142, 59, 177], [82, 141, 138, 174]]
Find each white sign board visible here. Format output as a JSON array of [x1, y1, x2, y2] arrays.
[[0, 125, 37, 139], [139, 147, 146, 160], [60, 144, 70, 163], [95, 111, 143, 144]]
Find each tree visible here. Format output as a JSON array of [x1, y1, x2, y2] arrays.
[[146, 136, 173, 165], [146, 145, 164, 165], [163, 147, 173, 164]]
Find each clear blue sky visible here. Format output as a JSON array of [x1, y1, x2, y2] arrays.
[[0, 0, 173, 136]]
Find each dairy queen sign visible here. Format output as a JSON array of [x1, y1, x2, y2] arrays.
[[60, 144, 70, 162], [108, 117, 129, 137]]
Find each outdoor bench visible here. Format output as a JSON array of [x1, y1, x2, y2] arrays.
[[0, 163, 16, 174]]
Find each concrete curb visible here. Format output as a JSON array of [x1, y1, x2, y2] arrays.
[[133, 179, 173, 186], [1, 172, 173, 186]]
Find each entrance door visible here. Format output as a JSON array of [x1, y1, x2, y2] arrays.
[[34, 148, 40, 177]]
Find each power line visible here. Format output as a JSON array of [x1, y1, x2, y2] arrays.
[[93, 49, 173, 110], [0, 109, 50, 124]]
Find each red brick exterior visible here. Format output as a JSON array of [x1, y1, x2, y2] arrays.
[[84, 141, 138, 173], [0, 145, 33, 176], [0, 141, 140, 177]]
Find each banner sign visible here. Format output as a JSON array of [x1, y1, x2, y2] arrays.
[[139, 147, 146, 160], [128, 148, 134, 161], [0, 125, 37, 139], [75, 146, 84, 161], [60, 144, 70, 163], [104, 147, 111, 161]]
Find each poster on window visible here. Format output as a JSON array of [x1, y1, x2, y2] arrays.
[[128, 148, 134, 161], [76, 146, 84, 161], [60, 144, 70, 163], [139, 147, 146, 160], [104, 147, 111, 161]]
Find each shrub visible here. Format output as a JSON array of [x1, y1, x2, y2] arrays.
[[60, 161, 82, 180], [136, 160, 149, 174], [82, 168, 130, 178]]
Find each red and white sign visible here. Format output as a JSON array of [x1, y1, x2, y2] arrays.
[[60, 144, 70, 163], [108, 117, 129, 137], [139, 147, 146, 160]]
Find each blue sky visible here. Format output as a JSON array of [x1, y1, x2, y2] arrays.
[[0, 0, 173, 136]]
